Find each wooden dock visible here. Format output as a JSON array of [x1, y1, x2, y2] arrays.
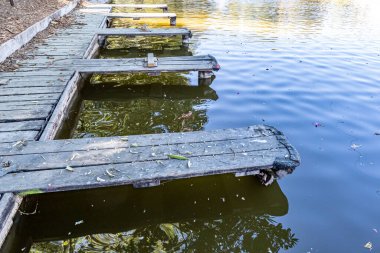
[[0, 125, 300, 193], [0, 1, 300, 250], [81, 10, 177, 26], [96, 28, 192, 43], [84, 3, 169, 12], [17, 54, 220, 76]]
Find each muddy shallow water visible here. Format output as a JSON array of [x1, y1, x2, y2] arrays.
[[5, 0, 380, 252]]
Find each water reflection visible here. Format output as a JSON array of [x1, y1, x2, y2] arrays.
[[72, 80, 217, 137], [15, 175, 297, 252], [103, 36, 188, 53]]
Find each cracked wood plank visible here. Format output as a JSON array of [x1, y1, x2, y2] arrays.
[[0, 125, 300, 193]]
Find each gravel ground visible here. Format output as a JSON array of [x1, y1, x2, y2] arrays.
[[0, 0, 70, 44]]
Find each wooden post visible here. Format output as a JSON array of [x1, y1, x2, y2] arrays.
[[106, 18, 112, 28], [98, 35, 106, 48], [182, 35, 190, 45], [198, 71, 214, 86], [146, 53, 158, 67], [170, 17, 176, 26]]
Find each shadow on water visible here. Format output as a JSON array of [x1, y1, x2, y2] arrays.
[[3, 175, 297, 252], [57, 72, 218, 139]]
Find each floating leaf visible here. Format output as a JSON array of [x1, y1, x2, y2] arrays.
[[351, 143, 362, 150], [65, 166, 74, 172], [168, 154, 188, 160], [106, 169, 115, 177], [159, 223, 176, 240], [18, 189, 43, 197], [364, 242, 373, 250], [75, 220, 84, 226], [97, 177, 106, 182]]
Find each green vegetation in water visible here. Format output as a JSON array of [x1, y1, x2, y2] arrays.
[[168, 154, 189, 160], [17, 189, 44, 197]]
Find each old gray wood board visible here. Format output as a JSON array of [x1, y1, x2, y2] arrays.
[[0, 107, 52, 123], [0, 131, 39, 143], [81, 11, 176, 18], [84, 4, 168, 10], [96, 28, 191, 37], [0, 121, 44, 132], [0, 93, 61, 103], [0, 125, 300, 193], [0, 193, 22, 248], [0, 87, 63, 96], [21, 55, 220, 73]]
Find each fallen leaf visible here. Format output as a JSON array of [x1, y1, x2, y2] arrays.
[[178, 111, 192, 120], [96, 177, 105, 182], [168, 154, 188, 160], [351, 143, 362, 150], [105, 169, 115, 177], [18, 189, 43, 197], [75, 220, 84, 226], [364, 242, 373, 250], [65, 166, 74, 172]]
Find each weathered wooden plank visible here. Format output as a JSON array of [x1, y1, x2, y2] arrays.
[[39, 72, 84, 141], [0, 193, 22, 248], [0, 93, 61, 103], [0, 87, 63, 96], [0, 107, 52, 123], [0, 101, 56, 111], [0, 131, 39, 143], [0, 76, 70, 85], [22, 55, 220, 73], [81, 10, 175, 18], [0, 71, 73, 77], [0, 104, 53, 113], [0, 135, 283, 173], [96, 28, 191, 37], [0, 126, 276, 155], [0, 148, 297, 194], [84, 4, 168, 10], [0, 121, 44, 132]]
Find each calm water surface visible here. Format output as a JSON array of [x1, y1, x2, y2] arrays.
[[20, 0, 380, 252]]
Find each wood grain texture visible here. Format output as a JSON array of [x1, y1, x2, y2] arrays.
[[85, 3, 168, 9], [96, 28, 191, 37], [0, 193, 22, 249], [19, 55, 219, 73], [0, 125, 300, 193]]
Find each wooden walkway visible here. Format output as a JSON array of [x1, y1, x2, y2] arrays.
[[84, 3, 169, 12], [96, 28, 192, 41], [0, 125, 300, 193], [0, 10, 108, 248], [18, 55, 219, 74], [0, 1, 300, 250], [81, 9, 177, 26], [0, 14, 106, 144]]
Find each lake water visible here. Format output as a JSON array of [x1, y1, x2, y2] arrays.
[[9, 0, 380, 252]]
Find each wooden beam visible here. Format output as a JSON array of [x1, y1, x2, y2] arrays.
[[80, 10, 177, 26], [95, 28, 191, 38], [23, 55, 220, 75], [0, 193, 22, 248], [0, 125, 300, 193], [84, 3, 168, 12]]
